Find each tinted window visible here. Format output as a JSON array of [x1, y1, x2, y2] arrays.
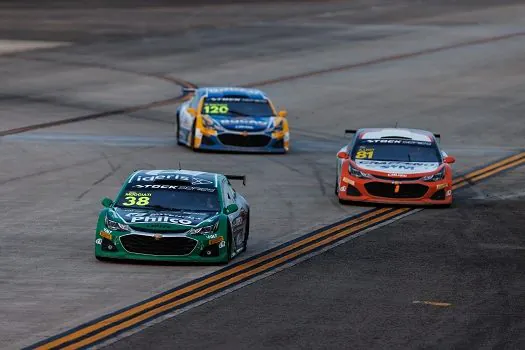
[[201, 97, 273, 117], [351, 139, 441, 162], [115, 186, 220, 212]]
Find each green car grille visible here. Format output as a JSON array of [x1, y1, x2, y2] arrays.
[[120, 234, 197, 256]]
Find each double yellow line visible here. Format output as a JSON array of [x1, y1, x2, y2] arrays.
[[30, 151, 525, 350], [452, 152, 525, 189]]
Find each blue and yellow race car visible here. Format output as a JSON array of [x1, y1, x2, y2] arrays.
[[176, 87, 290, 153]]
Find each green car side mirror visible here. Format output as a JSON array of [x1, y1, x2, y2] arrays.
[[224, 203, 239, 214], [101, 197, 114, 208]]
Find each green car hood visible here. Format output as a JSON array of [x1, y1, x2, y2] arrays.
[[111, 207, 219, 232]]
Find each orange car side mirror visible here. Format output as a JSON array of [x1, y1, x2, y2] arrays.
[[187, 107, 197, 116], [278, 110, 288, 118], [444, 155, 455, 164], [337, 151, 349, 159]]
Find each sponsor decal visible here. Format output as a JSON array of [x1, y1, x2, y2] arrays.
[[208, 236, 224, 245], [125, 191, 152, 197], [206, 234, 218, 239], [218, 241, 226, 249], [136, 174, 190, 182], [356, 160, 439, 172], [95, 238, 102, 245], [124, 211, 202, 220], [99, 231, 112, 240], [191, 178, 213, 185], [388, 173, 408, 177], [129, 216, 193, 225], [446, 190, 452, 196], [436, 183, 448, 190], [342, 177, 354, 186], [339, 186, 347, 192], [153, 233, 163, 240], [116, 209, 212, 226], [364, 139, 432, 146], [134, 172, 213, 186], [132, 184, 215, 192], [219, 119, 267, 126]]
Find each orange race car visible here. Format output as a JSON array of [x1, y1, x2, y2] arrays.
[[335, 128, 456, 206]]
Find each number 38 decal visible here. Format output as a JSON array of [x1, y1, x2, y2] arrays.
[[122, 196, 150, 206]]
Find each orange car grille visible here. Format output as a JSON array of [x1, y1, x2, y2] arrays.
[[365, 182, 428, 199]]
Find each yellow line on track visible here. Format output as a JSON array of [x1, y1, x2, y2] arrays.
[[453, 152, 525, 185]]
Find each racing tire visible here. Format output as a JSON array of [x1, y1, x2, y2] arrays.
[[241, 214, 249, 253], [221, 227, 233, 264], [190, 122, 197, 152], [435, 203, 452, 209], [95, 255, 112, 262], [176, 113, 184, 146]]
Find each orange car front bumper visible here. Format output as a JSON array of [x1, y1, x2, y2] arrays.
[[337, 175, 453, 206]]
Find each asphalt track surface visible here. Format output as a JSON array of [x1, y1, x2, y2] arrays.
[[0, 1, 524, 349]]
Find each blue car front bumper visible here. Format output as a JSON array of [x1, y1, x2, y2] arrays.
[[197, 133, 286, 153]]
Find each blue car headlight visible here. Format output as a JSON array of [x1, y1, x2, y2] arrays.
[[422, 167, 446, 182], [105, 215, 130, 232], [188, 221, 220, 235], [202, 116, 224, 131]]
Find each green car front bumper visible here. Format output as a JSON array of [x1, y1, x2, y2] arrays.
[[94, 227, 229, 263]]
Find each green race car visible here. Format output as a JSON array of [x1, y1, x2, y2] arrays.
[[95, 170, 250, 264]]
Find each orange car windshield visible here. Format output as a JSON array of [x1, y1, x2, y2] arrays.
[[351, 139, 441, 163]]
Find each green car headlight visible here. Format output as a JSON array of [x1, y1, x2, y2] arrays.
[[105, 215, 130, 232], [188, 221, 219, 235]]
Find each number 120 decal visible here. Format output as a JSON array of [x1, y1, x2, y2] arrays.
[[203, 104, 229, 114]]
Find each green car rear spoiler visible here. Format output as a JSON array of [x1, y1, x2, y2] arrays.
[[225, 175, 246, 186]]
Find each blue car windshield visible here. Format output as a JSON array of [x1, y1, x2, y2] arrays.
[[201, 97, 273, 117], [351, 139, 441, 162]]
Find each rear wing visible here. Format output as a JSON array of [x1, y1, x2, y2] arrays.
[[225, 175, 246, 186]]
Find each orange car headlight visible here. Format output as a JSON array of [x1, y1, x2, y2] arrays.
[[349, 164, 372, 179], [422, 167, 446, 182]]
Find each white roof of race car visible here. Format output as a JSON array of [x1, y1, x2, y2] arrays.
[[359, 128, 434, 142]]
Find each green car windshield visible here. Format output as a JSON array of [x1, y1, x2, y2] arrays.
[[114, 187, 221, 212]]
